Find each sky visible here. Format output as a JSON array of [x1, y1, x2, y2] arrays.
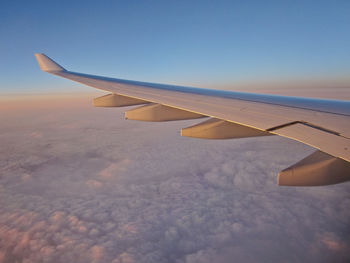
[[1, 0, 350, 94], [0, 97, 349, 263]]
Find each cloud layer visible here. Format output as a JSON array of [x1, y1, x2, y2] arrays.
[[0, 98, 349, 263]]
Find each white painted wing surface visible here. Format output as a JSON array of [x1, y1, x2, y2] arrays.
[[34, 53, 350, 186]]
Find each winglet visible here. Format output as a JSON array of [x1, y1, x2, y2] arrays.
[[34, 53, 66, 72]]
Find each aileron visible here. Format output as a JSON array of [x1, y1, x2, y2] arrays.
[[271, 123, 350, 162]]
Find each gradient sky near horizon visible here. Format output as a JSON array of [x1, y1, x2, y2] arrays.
[[1, 0, 350, 94]]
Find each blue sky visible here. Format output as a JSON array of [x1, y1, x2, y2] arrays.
[[1, 0, 350, 94]]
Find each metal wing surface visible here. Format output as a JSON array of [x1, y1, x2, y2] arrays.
[[34, 53, 350, 186]]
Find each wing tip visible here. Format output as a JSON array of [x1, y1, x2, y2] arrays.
[[34, 53, 66, 72]]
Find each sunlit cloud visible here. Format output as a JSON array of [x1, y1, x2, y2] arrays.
[[0, 96, 349, 263]]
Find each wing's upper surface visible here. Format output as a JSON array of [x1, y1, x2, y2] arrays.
[[34, 53, 350, 186]]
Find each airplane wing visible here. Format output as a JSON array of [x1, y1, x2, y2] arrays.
[[34, 53, 350, 186]]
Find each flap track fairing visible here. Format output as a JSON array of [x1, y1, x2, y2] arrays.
[[278, 150, 350, 186], [181, 118, 271, 139], [93, 94, 148, 107], [125, 103, 205, 122]]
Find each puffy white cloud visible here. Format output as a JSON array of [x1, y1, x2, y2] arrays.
[[0, 99, 349, 263]]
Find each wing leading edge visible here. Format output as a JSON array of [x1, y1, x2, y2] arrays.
[[34, 53, 350, 186]]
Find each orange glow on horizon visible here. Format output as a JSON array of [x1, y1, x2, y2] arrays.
[[0, 92, 104, 112]]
